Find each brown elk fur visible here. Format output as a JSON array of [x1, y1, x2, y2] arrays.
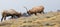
[[1, 9, 21, 22], [27, 5, 44, 15]]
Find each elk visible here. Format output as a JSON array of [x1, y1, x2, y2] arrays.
[[1, 9, 21, 22], [24, 5, 44, 15]]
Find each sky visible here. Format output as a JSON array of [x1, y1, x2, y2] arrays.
[[0, 0, 60, 21]]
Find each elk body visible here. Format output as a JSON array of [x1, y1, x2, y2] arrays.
[[1, 9, 21, 22], [24, 5, 44, 15]]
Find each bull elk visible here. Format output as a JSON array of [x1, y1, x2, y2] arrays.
[[1, 9, 21, 22], [24, 5, 44, 15]]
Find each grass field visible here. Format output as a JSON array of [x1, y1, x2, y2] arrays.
[[0, 12, 60, 27]]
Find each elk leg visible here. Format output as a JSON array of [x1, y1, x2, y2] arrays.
[[41, 10, 44, 14], [43, 12, 44, 14], [39, 12, 41, 14], [28, 13, 31, 16], [41, 11, 44, 14], [1, 16, 4, 22], [17, 15, 20, 18], [35, 13, 37, 15], [4, 16, 6, 20], [11, 16, 14, 19]]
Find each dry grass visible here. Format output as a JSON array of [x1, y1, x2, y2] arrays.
[[0, 12, 60, 27]]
